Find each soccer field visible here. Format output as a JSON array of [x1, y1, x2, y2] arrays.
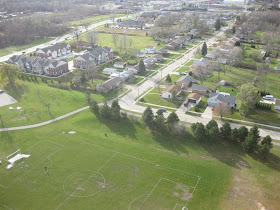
[[0, 129, 199, 210], [1, 110, 279, 209]]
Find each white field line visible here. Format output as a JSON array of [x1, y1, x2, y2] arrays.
[[64, 134, 200, 178], [128, 194, 148, 210], [137, 178, 163, 210], [183, 176, 201, 209], [1, 204, 13, 210], [55, 152, 118, 210], [0, 184, 7, 189], [138, 177, 197, 210], [5, 147, 62, 188]]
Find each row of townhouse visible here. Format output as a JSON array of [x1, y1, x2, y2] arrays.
[[7, 55, 68, 76], [34, 43, 71, 59], [73, 46, 114, 69]]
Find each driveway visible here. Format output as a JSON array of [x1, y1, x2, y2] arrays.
[[201, 106, 213, 119], [0, 93, 17, 107]]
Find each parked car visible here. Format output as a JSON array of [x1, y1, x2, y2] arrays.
[[263, 95, 273, 100], [179, 72, 187, 75], [22, 52, 26, 54], [0, 90, 3, 93], [158, 108, 167, 112]]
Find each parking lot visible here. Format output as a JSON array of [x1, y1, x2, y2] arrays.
[[0, 92, 17, 107]]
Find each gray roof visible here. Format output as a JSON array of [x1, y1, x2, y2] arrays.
[[192, 84, 207, 91], [36, 43, 69, 54], [209, 93, 236, 104], [177, 75, 196, 84]]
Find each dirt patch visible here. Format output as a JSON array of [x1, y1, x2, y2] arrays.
[[173, 183, 192, 201], [222, 171, 266, 210]]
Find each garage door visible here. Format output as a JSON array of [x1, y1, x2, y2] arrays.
[[188, 99, 196, 103]]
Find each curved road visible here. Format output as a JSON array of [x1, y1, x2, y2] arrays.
[[0, 21, 280, 145]]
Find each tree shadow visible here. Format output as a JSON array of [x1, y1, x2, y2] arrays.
[[200, 141, 251, 169], [150, 128, 189, 155], [4, 82, 27, 101], [247, 151, 280, 172], [100, 117, 137, 140]]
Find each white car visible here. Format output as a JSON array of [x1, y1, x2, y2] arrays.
[[263, 95, 273, 100], [0, 90, 3, 93]]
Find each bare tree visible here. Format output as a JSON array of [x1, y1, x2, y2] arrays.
[[72, 76, 81, 86], [87, 30, 99, 47], [73, 30, 80, 41], [227, 47, 242, 72], [213, 102, 231, 120], [112, 33, 119, 49], [85, 62, 98, 83]]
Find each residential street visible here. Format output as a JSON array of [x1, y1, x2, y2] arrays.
[[0, 13, 138, 63], [0, 17, 280, 143]]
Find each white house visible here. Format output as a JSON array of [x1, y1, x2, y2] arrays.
[[110, 70, 133, 80], [137, 52, 145, 58], [126, 65, 138, 74], [114, 62, 126, 69], [161, 84, 180, 99], [208, 92, 237, 108], [144, 58, 154, 66], [275, 99, 280, 111], [141, 46, 156, 54], [103, 68, 117, 75]]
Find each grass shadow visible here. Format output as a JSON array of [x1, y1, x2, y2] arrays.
[[200, 141, 250, 169], [4, 82, 28, 101]]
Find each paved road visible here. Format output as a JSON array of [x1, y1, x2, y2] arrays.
[[1, 22, 280, 145], [0, 13, 137, 63]]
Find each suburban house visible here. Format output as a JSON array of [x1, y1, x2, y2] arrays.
[[189, 65, 207, 77], [154, 48, 169, 55], [71, 41, 91, 50], [165, 39, 184, 50], [161, 84, 181, 99], [96, 77, 124, 94], [144, 58, 154, 66], [186, 93, 201, 105], [193, 58, 209, 68], [34, 43, 71, 59], [208, 92, 237, 108], [176, 75, 197, 89], [141, 11, 161, 18], [137, 52, 145, 58], [114, 61, 126, 69], [275, 99, 280, 111], [73, 46, 114, 69], [103, 68, 117, 75], [7, 55, 68, 76], [220, 80, 229, 86], [151, 54, 163, 63], [118, 19, 143, 29], [192, 84, 208, 95], [141, 46, 156, 54], [125, 65, 138, 74], [110, 70, 134, 81]]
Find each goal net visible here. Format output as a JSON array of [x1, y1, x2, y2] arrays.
[[6, 149, 21, 162]]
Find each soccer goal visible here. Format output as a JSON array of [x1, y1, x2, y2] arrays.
[[6, 149, 21, 162]]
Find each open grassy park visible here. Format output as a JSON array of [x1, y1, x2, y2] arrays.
[[0, 109, 280, 209], [0, 78, 123, 128]]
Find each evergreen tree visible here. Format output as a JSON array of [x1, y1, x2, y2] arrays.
[[261, 135, 273, 149], [191, 123, 207, 142], [156, 109, 164, 116], [91, 100, 99, 115], [85, 91, 92, 105], [215, 18, 221, 31], [167, 112, 179, 127], [238, 126, 248, 142], [206, 120, 220, 141], [166, 74, 172, 84], [142, 107, 154, 127], [242, 126, 260, 152], [138, 59, 146, 74], [100, 102, 111, 119], [111, 100, 121, 120], [232, 128, 240, 142], [154, 115, 165, 131], [206, 120, 218, 130], [232, 26, 236, 34], [220, 122, 232, 141], [201, 42, 207, 56]]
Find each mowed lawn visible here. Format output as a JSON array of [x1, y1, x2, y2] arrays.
[[0, 110, 279, 209], [0, 79, 120, 128], [0, 38, 53, 57], [76, 33, 164, 51], [69, 14, 126, 26]]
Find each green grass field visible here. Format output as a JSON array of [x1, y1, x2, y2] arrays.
[[177, 66, 190, 73], [0, 79, 122, 128], [0, 38, 53, 57], [69, 14, 127, 26], [0, 110, 280, 209], [75, 33, 164, 51]]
